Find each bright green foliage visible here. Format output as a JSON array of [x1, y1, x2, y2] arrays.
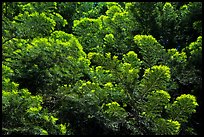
[[167, 48, 187, 76], [11, 2, 67, 39], [87, 52, 121, 85], [143, 90, 170, 117], [151, 118, 180, 135], [2, 2, 201, 135], [73, 18, 102, 33], [56, 2, 108, 33], [104, 33, 115, 46], [102, 101, 128, 131], [101, 4, 136, 55], [66, 2, 107, 20], [162, 3, 178, 24], [188, 36, 202, 68], [2, 89, 71, 135], [73, 3, 137, 56], [2, 2, 22, 43], [175, 2, 202, 49], [56, 81, 102, 125], [134, 35, 166, 68], [119, 51, 141, 86], [19, 2, 57, 13], [166, 48, 187, 80], [12, 12, 61, 38], [103, 101, 126, 118], [122, 51, 142, 69], [188, 36, 202, 55], [125, 2, 202, 50], [138, 90, 197, 135], [22, 2, 68, 30], [168, 48, 187, 63], [170, 36, 202, 94], [117, 62, 139, 85], [125, 2, 158, 35], [73, 17, 104, 53], [89, 66, 115, 85], [167, 48, 187, 63], [160, 48, 188, 93], [88, 51, 141, 90], [166, 94, 198, 123], [2, 38, 28, 61], [88, 51, 121, 70], [2, 65, 71, 135], [55, 2, 79, 32], [140, 65, 171, 95], [137, 89, 197, 135], [3, 31, 90, 94], [55, 80, 128, 134], [2, 64, 14, 82], [112, 11, 135, 32], [106, 5, 122, 18]]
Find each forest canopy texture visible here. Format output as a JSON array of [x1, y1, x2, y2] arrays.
[[2, 2, 202, 135]]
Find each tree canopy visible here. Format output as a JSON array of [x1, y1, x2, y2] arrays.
[[2, 2, 202, 135]]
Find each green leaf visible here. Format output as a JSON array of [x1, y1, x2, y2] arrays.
[[143, 90, 170, 116], [152, 118, 180, 135], [134, 35, 166, 68], [140, 65, 171, 94], [166, 94, 198, 123]]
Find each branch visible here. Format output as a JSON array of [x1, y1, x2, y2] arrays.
[[2, 36, 16, 45]]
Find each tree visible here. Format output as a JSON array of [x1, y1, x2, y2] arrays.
[[3, 31, 90, 95], [2, 64, 72, 135], [2, 2, 202, 135]]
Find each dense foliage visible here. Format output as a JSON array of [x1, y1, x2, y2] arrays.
[[2, 2, 202, 135]]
